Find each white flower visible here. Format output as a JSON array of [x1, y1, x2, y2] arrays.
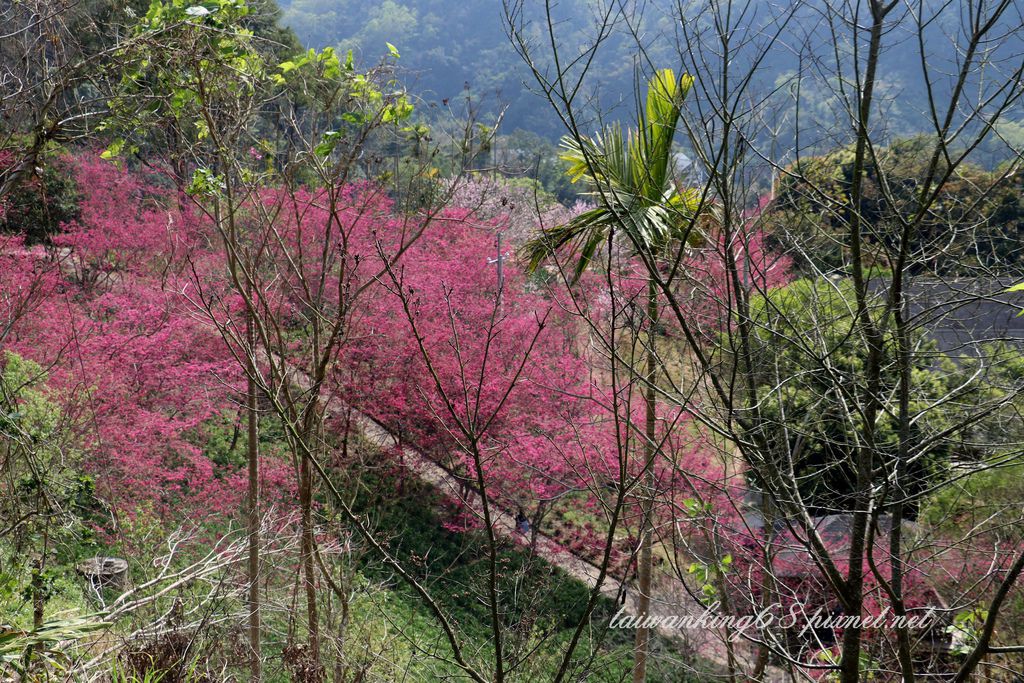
[[185, 6, 212, 17]]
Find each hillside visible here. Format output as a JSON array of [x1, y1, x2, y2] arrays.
[[3, 0, 1024, 681], [278, 0, 1024, 162]]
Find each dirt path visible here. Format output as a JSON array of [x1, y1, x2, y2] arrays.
[[347, 410, 751, 675], [8, 246, 781, 679], [264, 339, 768, 676]]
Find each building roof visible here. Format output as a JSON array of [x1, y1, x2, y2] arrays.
[[896, 278, 1024, 353]]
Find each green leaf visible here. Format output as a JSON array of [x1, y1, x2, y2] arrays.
[[386, 42, 401, 59], [523, 65, 701, 282], [314, 130, 342, 158], [194, 118, 210, 140], [187, 167, 224, 197], [100, 139, 124, 160]]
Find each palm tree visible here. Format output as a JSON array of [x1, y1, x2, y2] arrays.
[[523, 69, 699, 683]]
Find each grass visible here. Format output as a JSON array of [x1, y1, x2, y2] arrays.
[[1, 409, 708, 682], [341, 461, 704, 681]]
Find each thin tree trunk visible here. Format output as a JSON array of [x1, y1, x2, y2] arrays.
[[299, 409, 320, 670], [889, 279, 916, 682], [840, 4, 892, 680], [633, 278, 659, 683], [23, 515, 49, 673], [246, 309, 261, 682]]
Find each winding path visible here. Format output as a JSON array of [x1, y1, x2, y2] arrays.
[[275, 348, 775, 678], [347, 409, 754, 677]]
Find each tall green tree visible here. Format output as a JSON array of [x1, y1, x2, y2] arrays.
[[523, 68, 699, 683]]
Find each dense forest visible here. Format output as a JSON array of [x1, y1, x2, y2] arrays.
[[280, 0, 1024, 159], [2, 1, 1024, 682]]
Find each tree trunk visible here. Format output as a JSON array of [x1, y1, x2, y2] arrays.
[[840, 4, 890, 680], [246, 310, 261, 682], [299, 411, 321, 670], [633, 278, 659, 683]]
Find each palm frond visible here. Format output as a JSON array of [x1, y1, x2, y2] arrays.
[[635, 69, 692, 201], [521, 206, 617, 281], [525, 67, 699, 279], [0, 614, 106, 668]]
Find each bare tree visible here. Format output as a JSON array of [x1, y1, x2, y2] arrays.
[[97, 4, 649, 681], [506, 0, 1024, 680], [0, 0, 122, 202]]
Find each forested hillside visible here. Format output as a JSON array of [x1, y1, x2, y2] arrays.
[[279, 0, 1024, 162], [3, 0, 1024, 681]]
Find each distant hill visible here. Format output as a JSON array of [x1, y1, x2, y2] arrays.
[[277, 0, 1023, 162], [278, 0, 623, 137]]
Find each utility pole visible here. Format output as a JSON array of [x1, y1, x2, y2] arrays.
[[495, 231, 504, 292], [487, 231, 509, 302]]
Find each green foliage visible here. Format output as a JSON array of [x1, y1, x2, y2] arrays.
[[100, 0, 268, 169], [1008, 282, 1024, 317], [103, 0, 417, 209], [1, 354, 100, 549], [0, 614, 106, 673], [0, 356, 102, 677], [686, 554, 732, 606], [0, 151, 82, 244], [346, 467, 676, 681], [524, 69, 700, 280], [744, 279, 955, 512], [918, 342, 1024, 528], [496, 130, 578, 203], [946, 608, 988, 657], [192, 409, 290, 476], [922, 462, 1024, 531], [185, 168, 226, 198], [769, 137, 1024, 275]]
